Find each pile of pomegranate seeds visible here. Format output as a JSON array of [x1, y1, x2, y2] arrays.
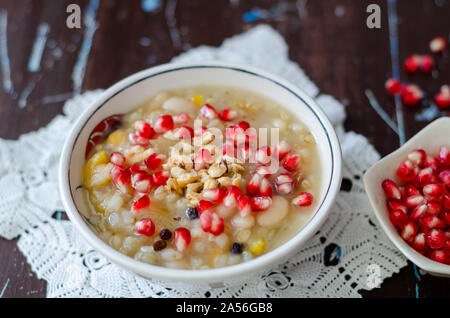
[[382, 146, 450, 264]]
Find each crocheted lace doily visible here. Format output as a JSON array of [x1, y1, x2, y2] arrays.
[[0, 25, 407, 297]]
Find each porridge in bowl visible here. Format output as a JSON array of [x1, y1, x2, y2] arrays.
[[81, 86, 321, 269]]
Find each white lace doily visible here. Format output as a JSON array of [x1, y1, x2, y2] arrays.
[[0, 25, 407, 298]]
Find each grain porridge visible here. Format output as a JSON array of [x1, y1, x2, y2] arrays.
[[81, 85, 321, 269]]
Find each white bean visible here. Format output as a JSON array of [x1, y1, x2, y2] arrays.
[[160, 248, 183, 261], [256, 196, 289, 227], [163, 97, 197, 113], [231, 214, 255, 229], [216, 204, 236, 219]]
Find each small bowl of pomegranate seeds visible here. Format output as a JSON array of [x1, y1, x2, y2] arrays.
[[59, 62, 342, 284], [364, 117, 450, 277]]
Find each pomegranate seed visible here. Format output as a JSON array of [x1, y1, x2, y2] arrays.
[[194, 149, 213, 171], [199, 104, 218, 119], [401, 221, 418, 244], [430, 250, 447, 264], [202, 188, 225, 203], [443, 194, 450, 210], [292, 192, 313, 207], [255, 146, 272, 164], [173, 227, 191, 252], [416, 167, 438, 186], [110, 152, 126, 167], [407, 149, 426, 167], [151, 170, 169, 187], [90, 131, 103, 144], [250, 196, 272, 212], [144, 153, 166, 171], [385, 78, 402, 95], [225, 125, 245, 143], [426, 229, 446, 249], [404, 194, 426, 209], [282, 153, 300, 172], [134, 120, 155, 139], [426, 202, 442, 216], [110, 165, 131, 194], [219, 108, 238, 121], [197, 200, 215, 213], [222, 141, 236, 157], [443, 210, 450, 226], [275, 173, 295, 195], [387, 198, 408, 214], [400, 84, 424, 107], [154, 115, 174, 133], [127, 163, 146, 174], [258, 178, 273, 197], [390, 210, 409, 228], [419, 55, 434, 73], [410, 204, 428, 221], [194, 126, 208, 137], [397, 160, 417, 182], [435, 91, 450, 110], [255, 165, 274, 178], [381, 179, 402, 200], [132, 195, 151, 212], [438, 146, 450, 166], [172, 112, 191, 125], [209, 213, 224, 236], [237, 194, 252, 217], [129, 133, 151, 147], [404, 55, 421, 73], [421, 215, 446, 229], [423, 183, 446, 199], [273, 141, 291, 160], [429, 36, 447, 53], [92, 121, 107, 133], [85, 140, 95, 158], [173, 126, 194, 140], [135, 218, 155, 236], [247, 173, 263, 196], [200, 210, 213, 232], [405, 184, 420, 197], [413, 233, 427, 252], [131, 171, 152, 193], [424, 155, 439, 170], [236, 121, 250, 131], [223, 186, 242, 208], [237, 143, 251, 162]]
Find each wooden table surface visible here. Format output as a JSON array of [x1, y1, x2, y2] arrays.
[[0, 0, 449, 298]]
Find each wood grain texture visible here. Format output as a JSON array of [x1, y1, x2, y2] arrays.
[[0, 0, 449, 298]]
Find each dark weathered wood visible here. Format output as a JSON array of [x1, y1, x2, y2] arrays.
[[0, 0, 449, 298]]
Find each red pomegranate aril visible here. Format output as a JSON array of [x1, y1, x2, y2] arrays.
[[430, 36, 447, 53], [194, 126, 208, 137], [131, 171, 152, 193], [110, 165, 131, 194], [236, 121, 250, 131], [250, 196, 272, 212], [200, 210, 213, 232], [202, 188, 225, 204], [413, 233, 427, 252], [134, 120, 155, 139], [132, 195, 151, 212], [225, 125, 245, 143], [397, 160, 417, 182], [222, 141, 236, 158], [430, 250, 447, 264], [151, 170, 169, 187], [443, 211, 450, 226], [404, 194, 426, 209], [135, 218, 155, 236], [223, 186, 242, 208], [401, 221, 418, 243], [173, 112, 191, 125], [438, 171, 450, 186], [435, 90, 450, 110], [416, 167, 438, 186], [237, 143, 251, 162], [255, 146, 272, 164], [419, 55, 434, 73], [282, 153, 300, 172], [405, 184, 420, 197], [390, 210, 409, 228], [209, 213, 224, 236], [92, 121, 107, 133], [199, 104, 218, 119], [90, 131, 104, 144], [144, 153, 165, 171], [258, 178, 273, 197], [421, 215, 446, 229], [273, 141, 291, 160], [292, 192, 313, 207], [426, 202, 442, 216], [443, 194, 450, 210], [197, 200, 215, 213], [127, 163, 145, 174], [410, 204, 427, 221], [426, 229, 446, 249], [438, 146, 450, 166], [423, 183, 446, 199], [381, 179, 402, 200], [219, 109, 238, 121], [385, 78, 402, 95], [387, 198, 408, 214], [154, 115, 175, 133], [407, 149, 426, 167], [400, 84, 424, 107], [110, 152, 126, 167], [404, 55, 421, 73], [129, 133, 151, 147], [237, 195, 252, 217], [275, 173, 295, 195], [255, 165, 274, 178], [194, 149, 213, 171], [173, 227, 191, 252], [173, 126, 194, 140], [247, 173, 263, 196]]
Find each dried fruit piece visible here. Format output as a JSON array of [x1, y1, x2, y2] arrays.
[[135, 218, 155, 236]]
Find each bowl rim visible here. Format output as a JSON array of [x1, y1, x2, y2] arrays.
[[59, 61, 343, 283], [363, 117, 450, 276]]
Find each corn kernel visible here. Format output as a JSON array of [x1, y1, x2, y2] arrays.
[[192, 95, 205, 107], [83, 151, 109, 187], [106, 129, 127, 147], [249, 238, 266, 255]]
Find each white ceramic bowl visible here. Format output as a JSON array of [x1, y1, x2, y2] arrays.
[[364, 117, 450, 277], [59, 62, 342, 285]]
